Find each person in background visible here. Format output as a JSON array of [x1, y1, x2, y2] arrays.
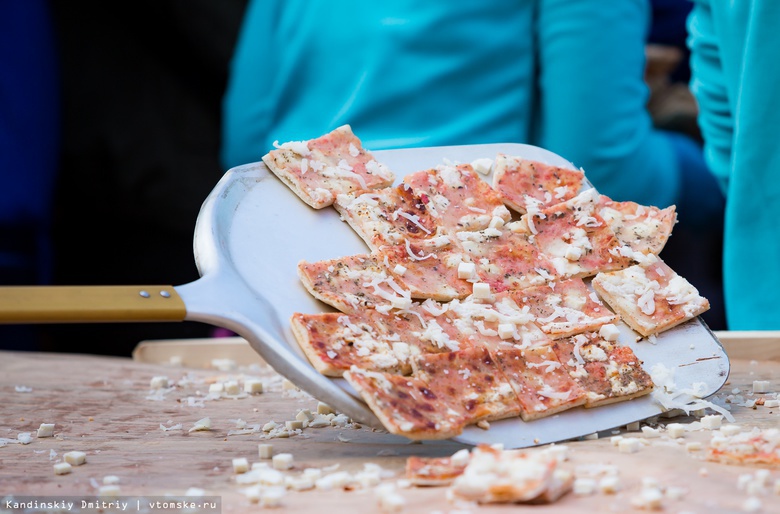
[[0, 1, 59, 351], [688, 1, 780, 329], [42, 1, 247, 356], [223, 0, 726, 328]]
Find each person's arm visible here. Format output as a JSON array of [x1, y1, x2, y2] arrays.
[[535, 0, 680, 208]]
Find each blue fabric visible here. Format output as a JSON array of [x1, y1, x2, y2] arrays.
[[223, 0, 692, 210], [688, 1, 780, 329], [0, 0, 59, 283]]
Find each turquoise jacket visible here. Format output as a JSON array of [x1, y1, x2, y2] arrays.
[[223, 0, 685, 209], [688, 1, 780, 329]]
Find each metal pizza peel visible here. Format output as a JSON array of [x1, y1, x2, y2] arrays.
[[0, 143, 729, 448]]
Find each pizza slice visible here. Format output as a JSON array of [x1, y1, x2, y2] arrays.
[[412, 346, 524, 423], [456, 227, 559, 293], [378, 237, 474, 301], [591, 255, 710, 336], [551, 332, 654, 407], [492, 346, 588, 421], [492, 154, 584, 214], [403, 164, 512, 232], [598, 195, 677, 256], [297, 254, 413, 314], [519, 188, 633, 278], [343, 367, 467, 440], [290, 312, 414, 377], [334, 183, 445, 250], [450, 445, 568, 504], [509, 278, 619, 339], [262, 125, 394, 209], [446, 293, 550, 351]]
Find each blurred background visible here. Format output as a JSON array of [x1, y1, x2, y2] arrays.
[[0, 0, 724, 357]]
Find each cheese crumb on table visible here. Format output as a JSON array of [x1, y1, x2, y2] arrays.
[[53, 462, 72, 475], [753, 380, 771, 394], [37, 423, 55, 438], [573, 478, 597, 495], [98, 485, 121, 497], [317, 402, 335, 415], [224, 380, 241, 395], [599, 475, 621, 494], [232, 457, 249, 474], [189, 417, 211, 433], [618, 438, 641, 454], [63, 451, 87, 466], [686, 442, 702, 452], [700, 414, 722, 430], [150, 376, 169, 389], [103, 475, 120, 485], [272, 453, 293, 470], [244, 379, 264, 394], [665, 423, 686, 439]]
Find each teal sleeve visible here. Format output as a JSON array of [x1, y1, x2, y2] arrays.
[[535, 0, 681, 208], [220, 1, 279, 170], [688, 0, 780, 329]]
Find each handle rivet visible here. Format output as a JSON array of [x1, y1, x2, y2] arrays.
[[139, 290, 150, 298], [160, 291, 171, 298]]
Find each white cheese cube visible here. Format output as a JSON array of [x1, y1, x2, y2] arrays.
[[625, 421, 641, 432], [53, 462, 72, 475], [393, 264, 407, 276], [377, 491, 406, 513], [272, 453, 294, 470], [282, 379, 297, 390], [641, 426, 661, 438], [63, 451, 87, 466], [296, 409, 314, 423], [599, 475, 621, 494], [457, 262, 476, 279], [150, 376, 169, 389], [753, 380, 771, 394], [224, 380, 241, 395], [564, 245, 583, 261], [17, 432, 32, 444], [618, 438, 641, 454], [37, 423, 55, 438], [208, 382, 224, 393], [257, 443, 274, 459], [497, 323, 516, 340], [471, 157, 493, 175], [599, 323, 621, 342], [285, 420, 303, 431], [686, 442, 702, 452], [764, 399, 779, 408], [666, 423, 686, 439], [103, 475, 120, 485], [317, 402, 335, 415], [573, 478, 597, 495], [700, 414, 722, 430], [244, 379, 264, 394], [472, 282, 491, 299], [98, 485, 121, 497], [632, 487, 664, 509], [232, 457, 250, 474], [610, 435, 624, 446], [260, 486, 286, 508]]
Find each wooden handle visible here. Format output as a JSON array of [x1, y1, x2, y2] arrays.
[[0, 285, 187, 324]]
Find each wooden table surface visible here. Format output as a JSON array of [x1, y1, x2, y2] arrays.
[[1, 332, 778, 513]]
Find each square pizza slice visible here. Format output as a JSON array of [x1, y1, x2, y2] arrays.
[[519, 188, 633, 278], [378, 237, 474, 301], [412, 346, 524, 423], [291, 312, 420, 377], [446, 293, 550, 351], [334, 183, 446, 250], [262, 124, 394, 209], [591, 255, 710, 336], [403, 164, 512, 233], [492, 154, 584, 214], [551, 332, 654, 408], [297, 254, 413, 314], [343, 367, 467, 440], [456, 227, 560, 293], [492, 345, 588, 421], [509, 278, 619, 339], [598, 195, 677, 256]]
